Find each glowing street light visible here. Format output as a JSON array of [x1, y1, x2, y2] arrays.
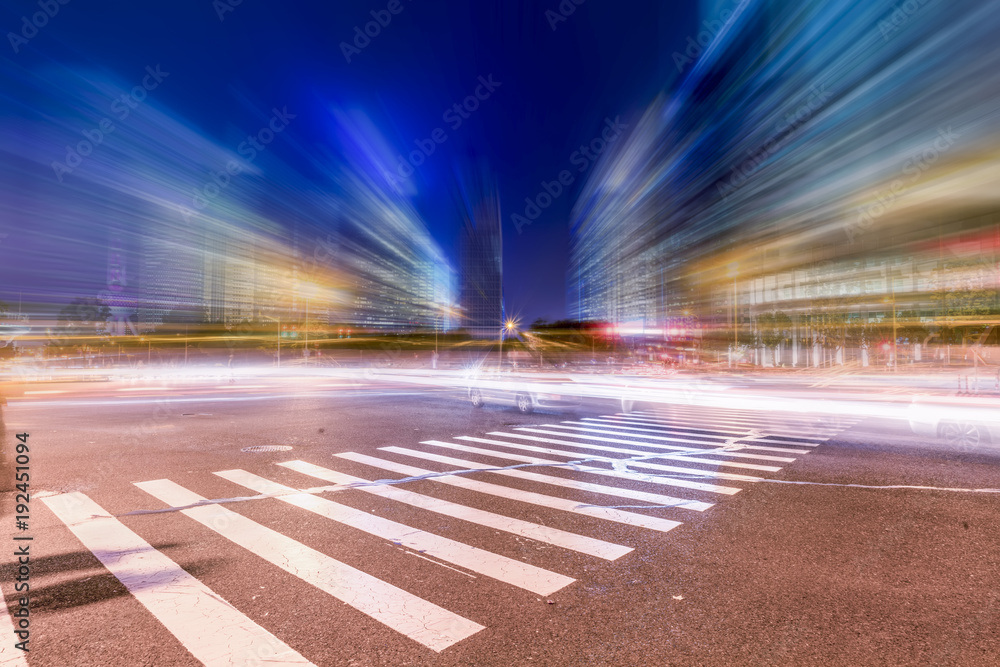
[[499, 318, 518, 371]]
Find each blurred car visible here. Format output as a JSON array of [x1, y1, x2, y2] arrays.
[[467, 373, 579, 413], [908, 394, 1000, 450]]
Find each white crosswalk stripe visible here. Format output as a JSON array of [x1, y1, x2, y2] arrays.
[[335, 451, 684, 533], [381, 445, 715, 511], [512, 428, 785, 472], [605, 414, 832, 442], [576, 418, 816, 451], [421, 438, 741, 494], [626, 409, 841, 433], [40, 492, 316, 666], [463, 434, 760, 484], [631, 410, 853, 437], [134, 479, 486, 653], [214, 468, 576, 596], [588, 414, 829, 439], [277, 460, 633, 560], [0, 589, 29, 667], [539, 424, 799, 461], [661, 406, 861, 427]]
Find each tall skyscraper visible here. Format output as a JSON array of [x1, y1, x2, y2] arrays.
[[460, 213, 503, 338]]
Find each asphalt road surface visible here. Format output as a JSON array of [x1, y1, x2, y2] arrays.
[[1, 377, 998, 666]]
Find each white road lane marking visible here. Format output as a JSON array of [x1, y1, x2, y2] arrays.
[[133, 480, 485, 653], [631, 410, 847, 437], [430, 438, 740, 495], [214, 469, 575, 596], [278, 460, 632, 561], [542, 424, 797, 462], [513, 429, 784, 472], [576, 419, 814, 452], [336, 452, 683, 533], [39, 492, 315, 666], [0, 588, 29, 667], [382, 446, 714, 511], [480, 433, 764, 482], [598, 414, 827, 437], [604, 415, 829, 442], [627, 409, 841, 431], [640, 407, 860, 428]]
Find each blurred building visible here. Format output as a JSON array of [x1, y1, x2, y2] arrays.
[[100, 236, 140, 336], [138, 224, 204, 330], [349, 250, 439, 330], [569, 0, 1000, 362], [460, 215, 503, 338]]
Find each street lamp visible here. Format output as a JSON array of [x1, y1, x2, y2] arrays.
[[499, 318, 517, 371]]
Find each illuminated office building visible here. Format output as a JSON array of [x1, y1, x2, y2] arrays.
[[570, 0, 1000, 352], [460, 214, 503, 338]]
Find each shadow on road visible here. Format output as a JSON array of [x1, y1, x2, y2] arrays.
[[0, 548, 223, 611]]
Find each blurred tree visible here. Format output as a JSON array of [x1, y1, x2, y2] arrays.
[[757, 311, 792, 366], [52, 298, 112, 361], [56, 298, 111, 340], [930, 257, 1000, 320], [896, 311, 929, 345], [735, 317, 759, 354]]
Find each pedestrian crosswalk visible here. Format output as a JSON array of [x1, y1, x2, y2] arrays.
[[40, 491, 317, 665], [276, 460, 633, 560], [35, 406, 859, 663]]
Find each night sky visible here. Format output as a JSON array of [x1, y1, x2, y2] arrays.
[[0, 0, 699, 322]]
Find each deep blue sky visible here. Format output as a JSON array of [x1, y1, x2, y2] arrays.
[[1, 0, 699, 322]]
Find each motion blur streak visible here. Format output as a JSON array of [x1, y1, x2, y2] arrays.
[[0, 67, 450, 331], [570, 0, 1000, 348]]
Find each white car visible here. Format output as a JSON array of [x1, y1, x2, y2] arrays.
[[908, 394, 1000, 450], [467, 374, 579, 414]]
